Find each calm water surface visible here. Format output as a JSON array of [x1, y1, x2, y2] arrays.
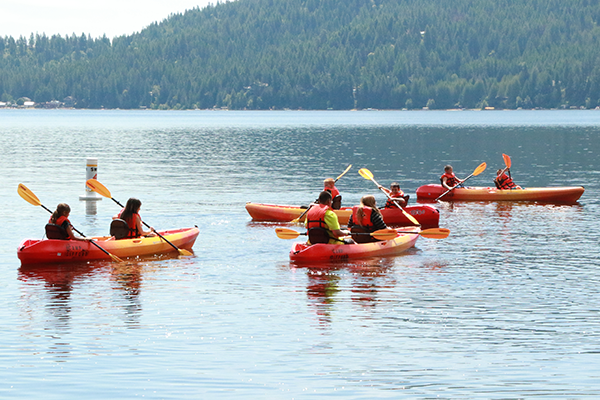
[[1, 109, 600, 398]]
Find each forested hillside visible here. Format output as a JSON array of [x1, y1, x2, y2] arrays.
[[2, 0, 600, 110]]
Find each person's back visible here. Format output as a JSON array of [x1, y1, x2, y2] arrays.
[[323, 178, 342, 209], [348, 195, 387, 243], [305, 191, 348, 244]]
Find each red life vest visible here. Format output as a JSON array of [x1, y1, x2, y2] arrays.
[[384, 191, 405, 208], [118, 210, 141, 238], [325, 186, 340, 200], [50, 215, 72, 239], [496, 173, 517, 189], [306, 204, 331, 230], [440, 172, 460, 187], [351, 206, 374, 228]]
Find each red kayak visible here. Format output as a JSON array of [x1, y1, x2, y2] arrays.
[[245, 202, 439, 228], [289, 227, 420, 263], [416, 184, 584, 203], [17, 227, 199, 264]]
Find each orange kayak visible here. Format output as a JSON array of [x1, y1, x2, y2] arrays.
[[289, 227, 420, 263], [245, 202, 439, 228], [17, 227, 199, 264], [416, 184, 584, 203]]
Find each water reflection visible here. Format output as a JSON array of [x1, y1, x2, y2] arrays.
[[292, 258, 397, 326], [18, 263, 103, 333]]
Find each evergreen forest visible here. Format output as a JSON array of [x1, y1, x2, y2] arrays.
[[2, 0, 600, 110]]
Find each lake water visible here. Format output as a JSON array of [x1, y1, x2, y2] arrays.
[[1, 109, 599, 398]]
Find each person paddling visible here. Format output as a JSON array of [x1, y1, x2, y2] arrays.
[[378, 181, 409, 208], [440, 165, 464, 190], [112, 198, 156, 238], [323, 178, 342, 209], [348, 195, 387, 243], [47, 203, 89, 241], [305, 191, 349, 244], [494, 168, 522, 190]]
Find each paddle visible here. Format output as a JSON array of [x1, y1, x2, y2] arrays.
[[17, 183, 124, 263], [275, 227, 450, 240], [291, 164, 352, 224], [502, 153, 512, 178], [358, 168, 420, 226], [85, 179, 193, 256], [435, 162, 487, 201]]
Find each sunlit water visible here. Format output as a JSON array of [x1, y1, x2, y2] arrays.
[[1, 109, 599, 398]]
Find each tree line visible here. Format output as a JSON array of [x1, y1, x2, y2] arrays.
[[2, 0, 600, 110]]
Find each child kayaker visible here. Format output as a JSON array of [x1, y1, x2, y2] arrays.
[[440, 165, 463, 190], [113, 198, 156, 238], [494, 168, 522, 190], [378, 181, 409, 208], [47, 203, 89, 241], [323, 178, 342, 209]]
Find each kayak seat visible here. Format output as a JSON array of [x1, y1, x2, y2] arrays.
[[351, 226, 378, 243], [45, 223, 69, 240], [110, 219, 130, 240], [332, 196, 342, 210], [308, 227, 330, 244]]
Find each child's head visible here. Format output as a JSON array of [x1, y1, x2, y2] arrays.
[[323, 178, 335, 188], [390, 182, 400, 193], [444, 165, 453, 173]]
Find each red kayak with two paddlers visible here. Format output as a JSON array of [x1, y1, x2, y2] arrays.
[[246, 202, 440, 228]]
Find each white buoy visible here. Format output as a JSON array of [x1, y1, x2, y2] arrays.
[[79, 157, 102, 201]]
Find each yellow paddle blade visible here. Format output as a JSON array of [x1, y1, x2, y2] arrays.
[[472, 162, 487, 176], [369, 229, 400, 240], [335, 164, 353, 181], [276, 228, 303, 239], [86, 179, 111, 198], [419, 228, 450, 239], [18, 183, 42, 206], [177, 248, 193, 256], [358, 168, 374, 180], [502, 154, 511, 168]]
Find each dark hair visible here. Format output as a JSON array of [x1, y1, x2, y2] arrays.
[[391, 182, 400, 188], [318, 190, 332, 204], [120, 198, 142, 223], [50, 203, 70, 223]]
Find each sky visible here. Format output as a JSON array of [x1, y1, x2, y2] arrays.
[[0, 0, 215, 39]]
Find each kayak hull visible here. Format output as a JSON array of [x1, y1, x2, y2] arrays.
[[17, 227, 199, 264], [289, 227, 419, 263], [245, 202, 439, 228], [416, 184, 584, 203]]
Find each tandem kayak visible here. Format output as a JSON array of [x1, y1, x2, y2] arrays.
[[245, 202, 439, 228], [416, 184, 584, 203], [289, 227, 420, 263], [17, 227, 199, 264]]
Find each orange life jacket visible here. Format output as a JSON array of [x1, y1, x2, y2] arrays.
[[440, 172, 460, 187], [325, 186, 340, 200], [50, 215, 72, 239], [496, 173, 517, 189], [351, 206, 374, 228], [306, 204, 331, 230], [118, 210, 141, 238], [384, 191, 406, 208]]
